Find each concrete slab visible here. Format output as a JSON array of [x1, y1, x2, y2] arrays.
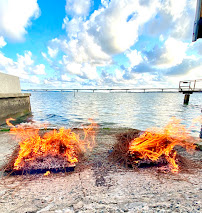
[[0, 129, 201, 213], [0, 72, 21, 93], [0, 93, 31, 125]]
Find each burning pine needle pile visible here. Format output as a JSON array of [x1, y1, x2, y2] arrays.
[[3, 118, 97, 174], [111, 118, 196, 173]]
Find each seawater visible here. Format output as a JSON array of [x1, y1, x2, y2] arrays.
[[29, 92, 202, 136]]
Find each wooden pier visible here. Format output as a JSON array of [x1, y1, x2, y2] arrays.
[[179, 79, 202, 104]]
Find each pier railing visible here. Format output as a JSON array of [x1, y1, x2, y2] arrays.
[[179, 79, 202, 104], [179, 79, 202, 93]]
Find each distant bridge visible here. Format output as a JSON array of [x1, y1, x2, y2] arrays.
[[22, 79, 202, 93], [22, 79, 202, 104], [22, 88, 181, 93]]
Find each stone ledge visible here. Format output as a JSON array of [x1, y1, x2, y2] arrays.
[[0, 93, 31, 99], [0, 93, 31, 124]]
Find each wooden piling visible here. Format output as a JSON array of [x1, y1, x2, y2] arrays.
[[184, 93, 190, 104]]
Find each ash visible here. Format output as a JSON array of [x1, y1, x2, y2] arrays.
[[21, 155, 73, 171]]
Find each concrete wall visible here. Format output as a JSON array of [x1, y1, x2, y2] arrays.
[[0, 72, 21, 93], [0, 93, 31, 125], [0, 72, 31, 125]]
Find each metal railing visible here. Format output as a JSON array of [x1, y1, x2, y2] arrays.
[[179, 79, 202, 92]]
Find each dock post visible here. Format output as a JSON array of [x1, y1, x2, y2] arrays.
[[200, 109, 202, 139], [184, 93, 190, 104]]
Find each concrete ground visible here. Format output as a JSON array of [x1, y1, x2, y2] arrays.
[[0, 129, 201, 213]]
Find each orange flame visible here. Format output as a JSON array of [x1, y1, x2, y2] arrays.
[[6, 118, 97, 171], [129, 118, 196, 173], [44, 171, 50, 176]]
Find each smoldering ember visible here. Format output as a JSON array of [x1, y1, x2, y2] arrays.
[[0, 118, 201, 212]]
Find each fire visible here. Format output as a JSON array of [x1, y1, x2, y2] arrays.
[[129, 118, 196, 173], [6, 118, 97, 172], [44, 171, 50, 176]]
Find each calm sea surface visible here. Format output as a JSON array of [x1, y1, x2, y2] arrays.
[[28, 92, 202, 136]]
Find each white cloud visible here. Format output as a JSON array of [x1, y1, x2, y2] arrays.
[[114, 69, 123, 81], [156, 37, 188, 68], [62, 17, 85, 39], [189, 40, 202, 56], [163, 0, 187, 20], [0, 36, 7, 48], [145, 0, 196, 41], [47, 0, 160, 84], [30, 76, 40, 84], [41, 0, 200, 89], [41, 52, 52, 64], [65, 0, 91, 16], [0, 0, 40, 41], [62, 56, 99, 80], [101, 0, 110, 8], [187, 66, 202, 80], [57, 27, 112, 66], [159, 34, 164, 42], [17, 51, 34, 67], [61, 74, 71, 82], [165, 57, 202, 76], [126, 49, 143, 67], [97, 67, 167, 88], [144, 37, 188, 69], [33, 64, 45, 75], [47, 46, 58, 58], [44, 79, 52, 85], [63, 59, 82, 75], [86, 0, 159, 55], [0, 50, 46, 84], [80, 63, 99, 80], [42, 76, 87, 89], [167, 65, 202, 87]]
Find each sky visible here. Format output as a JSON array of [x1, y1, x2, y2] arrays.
[[0, 0, 201, 89]]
